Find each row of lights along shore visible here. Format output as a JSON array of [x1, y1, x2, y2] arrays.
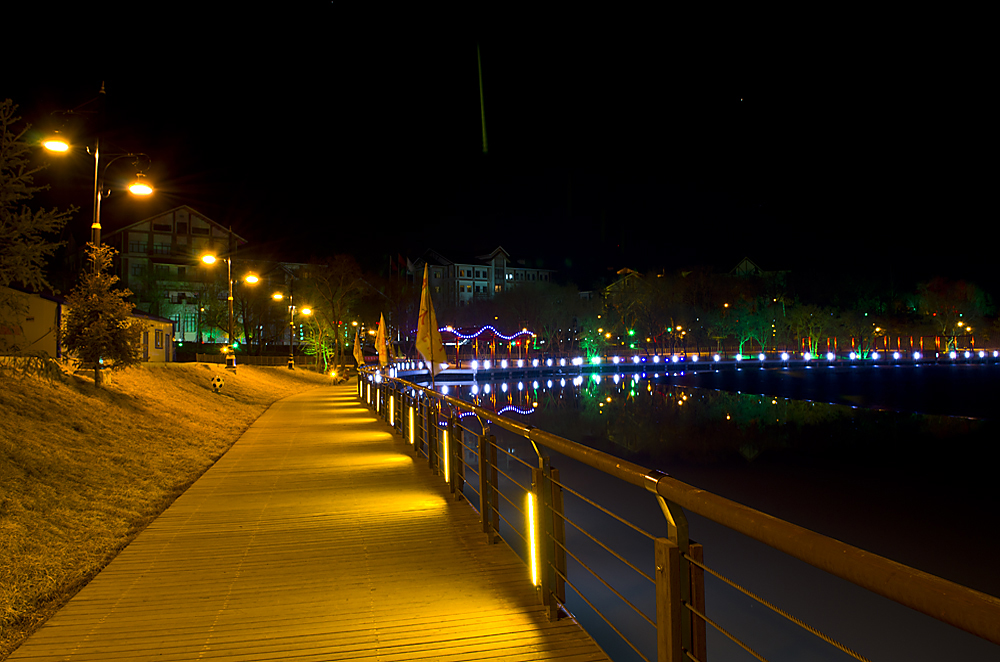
[[379, 349, 1000, 374]]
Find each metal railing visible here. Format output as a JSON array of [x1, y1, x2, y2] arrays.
[[357, 368, 1000, 661]]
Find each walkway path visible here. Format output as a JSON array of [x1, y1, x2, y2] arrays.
[[9, 384, 610, 661]]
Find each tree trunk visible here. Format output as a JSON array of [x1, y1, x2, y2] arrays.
[[94, 364, 103, 388]]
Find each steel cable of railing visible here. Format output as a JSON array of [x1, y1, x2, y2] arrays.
[[552, 562, 653, 662], [552, 508, 655, 585], [550, 532, 655, 628], [552, 473, 660, 541], [684, 600, 769, 662], [684, 552, 873, 662]]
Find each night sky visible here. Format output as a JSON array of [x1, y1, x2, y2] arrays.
[[5, 14, 992, 293]]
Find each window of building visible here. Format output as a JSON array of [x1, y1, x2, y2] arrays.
[[128, 241, 148, 253], [434, 286, 441, 293], [191, 226, 210, 235], [177, 267, 186, 277], [155, 328, 164, 349], [153, 243, 171, 255], [131, 264, 146, 275], [176, 222, 188, 234], [153, 223, 171, 232], [495, 284, 502, 293], [433, 270, 442, 279], [155, 264, 170, 274]]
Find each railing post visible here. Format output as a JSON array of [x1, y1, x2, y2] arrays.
[[489, 434, 499, 541], [427, 400, 436, 471], [655, 537, 683, 662], [532, 457, 558, 619], [551, 466, 566, 616], [452, 418, 465, 500], [447, 415, 456, 495], [689, 542, 707, 661], [478, 429, 493, 539]]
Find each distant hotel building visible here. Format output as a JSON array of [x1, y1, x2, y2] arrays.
[[412, 247, 557, 307]]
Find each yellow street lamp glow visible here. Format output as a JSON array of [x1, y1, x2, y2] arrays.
[[244, 274, 259, 284], [43, 138, 70, 152], [202, 255, 217, 264], [127, 173, 153, 196], [301, 307, 312, 315], [272, 293, 284, 300], [528, 492, 539, 587]]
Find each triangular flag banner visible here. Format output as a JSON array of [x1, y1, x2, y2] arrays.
[[353, 330, 365, 368], [415, 264, 447, 376], [377, 313, 388, 367]]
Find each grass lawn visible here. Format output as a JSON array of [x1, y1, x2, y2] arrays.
[[0, 362, 336, 658]]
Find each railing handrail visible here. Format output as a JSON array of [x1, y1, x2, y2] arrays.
[[380, 369, 1000, 646]]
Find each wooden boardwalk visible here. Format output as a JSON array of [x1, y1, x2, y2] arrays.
[[9, 384, 610, 661]]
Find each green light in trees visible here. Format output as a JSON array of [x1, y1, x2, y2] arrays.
[[628, 329, 636, 336]]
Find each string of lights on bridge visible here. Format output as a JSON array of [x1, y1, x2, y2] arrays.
[[440, 324, 537, 341]]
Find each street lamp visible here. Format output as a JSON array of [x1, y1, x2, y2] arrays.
[[202, 253, 258, 370], [272, 289, 311, 369], [42, 87, 154, 250]]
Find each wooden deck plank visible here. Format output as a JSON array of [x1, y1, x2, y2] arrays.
[[8, 385, 611, 661]]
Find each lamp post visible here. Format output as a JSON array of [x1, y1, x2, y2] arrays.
[[273, 282, 311, 369], [42, 86, 153, 254], [202, 252, 258, 370]]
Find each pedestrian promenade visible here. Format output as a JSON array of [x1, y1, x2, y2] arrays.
[[9, 384, 610, 661]]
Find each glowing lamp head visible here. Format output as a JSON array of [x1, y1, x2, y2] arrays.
[[781, 352, 789, 361], [301, 307, 312, 315], [803, 352, 812, 361], [43, 137, 70, 152], [272, 293, 284, 300], [713, 354, 721, 362], [244, 274, 259, 284], [849, 352, 857, 360], [827, 352, 835, 361], [758, 353, 766, 361], [128, 173, 153, 196], [913, 352, 922, 360], [202, 255, 217, 264], [949, 351, 957, 360]]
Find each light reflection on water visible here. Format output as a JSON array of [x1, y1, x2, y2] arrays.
[[441, 373, 991, 466]]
